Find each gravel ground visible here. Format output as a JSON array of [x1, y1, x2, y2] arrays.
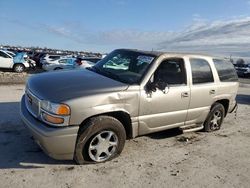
[[0, 84, 249, 188], [0, 69, 43, 84]]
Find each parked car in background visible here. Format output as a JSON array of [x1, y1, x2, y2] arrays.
[[21, 49, 238, 164], [42, 57, 77, 71], [40, 54, 61, 65], [32, 52, 46, 67], [13, 52, 35, 72], [234, 59, 250, 77], [78, 57, 102, 68], [0, 50, 33, 72]]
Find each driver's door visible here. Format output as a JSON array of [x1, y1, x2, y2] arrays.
[[138, 58, 190, 135]]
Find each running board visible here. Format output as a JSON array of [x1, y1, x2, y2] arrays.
[[179, 124, 204, 133]]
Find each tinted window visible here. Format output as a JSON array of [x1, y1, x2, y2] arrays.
[[190, 58, 214, 84], [0, 51, 10, 58], [154, 58, 186, 85], [59, 59, 67, 64], [213, 59, 238, 82], [49, 55, 60, 59]]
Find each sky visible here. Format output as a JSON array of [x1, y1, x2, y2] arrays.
[[1, 0, 250, 56]]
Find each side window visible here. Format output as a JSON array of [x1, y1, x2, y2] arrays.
[[190, 58, 214, 84], [67, 59, 74, 65], [59, 59, 67, 64], [154, 58, 186, 85], [0, 51, 10, 58], [213, 59, 238, 82]]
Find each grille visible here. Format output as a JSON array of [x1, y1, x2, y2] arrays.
[[25, 89, 40, 118]]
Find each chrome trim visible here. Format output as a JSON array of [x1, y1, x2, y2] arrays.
[[25, 88, 70, 127], [25, 89, 41, 118]]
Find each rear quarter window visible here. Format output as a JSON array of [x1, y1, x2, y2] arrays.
[[190, 58, 214, 84], [213, 59, 238, 82]]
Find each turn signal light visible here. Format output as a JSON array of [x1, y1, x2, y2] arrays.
[[43, 113, 64, 124], [57, 104, 70, 115]]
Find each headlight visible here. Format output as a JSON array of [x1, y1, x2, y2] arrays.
[[41, 100, 70, 115], [40, 100, 70, 126]]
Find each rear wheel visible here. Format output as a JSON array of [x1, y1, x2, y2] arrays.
[[13, 64, 25, 73], [204, 103, 225, 132], [74, 116, 126, 164]]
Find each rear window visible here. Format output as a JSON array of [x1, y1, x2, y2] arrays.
[[213, 59, 238, 82]]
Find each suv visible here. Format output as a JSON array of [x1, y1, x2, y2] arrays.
[[234, 61, 250, 77], [0, 50, 31, 72], [20, 49, 238, 164]]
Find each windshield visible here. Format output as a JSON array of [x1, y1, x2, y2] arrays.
[[89, 50, 156, 84]]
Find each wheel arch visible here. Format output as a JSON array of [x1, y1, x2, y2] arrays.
[[13, 63, 25, 68], [213, 99, 229, 116], [78, 111, 133, 139]]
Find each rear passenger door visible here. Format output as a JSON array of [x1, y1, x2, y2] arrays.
[[186, 58, 217, 125]]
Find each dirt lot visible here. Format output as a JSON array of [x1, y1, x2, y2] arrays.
[[0, 84, 249, 188]]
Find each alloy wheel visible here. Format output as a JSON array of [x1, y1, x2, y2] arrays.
[[209, 110, 222, 130], [88, 130, 118, 162]]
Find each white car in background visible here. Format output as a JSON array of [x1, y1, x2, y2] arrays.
[[79, 57, 102, 68], [42, 58, 77, 71], [0, 50, 31, 72], [40, 54, 61, 65], [42, 57, 102, 71]]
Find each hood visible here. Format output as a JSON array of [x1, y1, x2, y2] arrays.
[[27, 69, 128, 102]]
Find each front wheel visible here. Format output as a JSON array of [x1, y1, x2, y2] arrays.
[[74, 116, 126, 164], [13, 64, 25, 73], [204, 103, 225, 132]]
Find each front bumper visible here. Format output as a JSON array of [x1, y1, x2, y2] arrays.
[[20, 96, 79, 160]]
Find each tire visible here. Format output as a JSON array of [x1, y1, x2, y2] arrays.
[[204, 103, 225, 132], [13, 64, 25, 73], [74, 116, 126, 164]]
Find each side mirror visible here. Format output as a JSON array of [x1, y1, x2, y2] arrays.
[[156, 81, 167, 91], [146, 80, 169, 93], [146, 82, 157, 92], [156, 81, 169, 93]]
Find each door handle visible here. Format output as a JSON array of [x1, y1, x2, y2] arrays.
[[209, 90, 216, 95], [181, 92, 189, 98]]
